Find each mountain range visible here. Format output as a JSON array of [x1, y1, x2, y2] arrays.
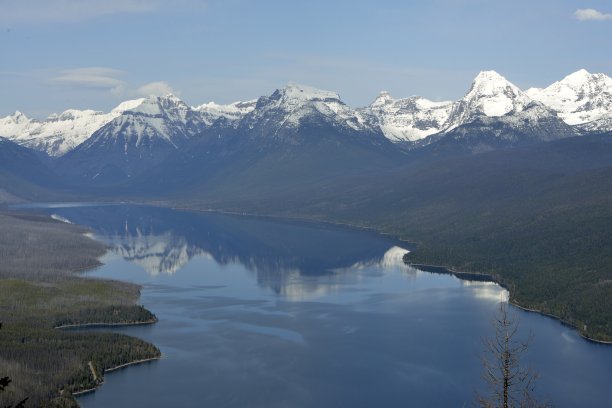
[[0, 68, 610, 193], [2, 69, 610, 156], [0, 69, 607, 191], [1, 68, 611, 342]]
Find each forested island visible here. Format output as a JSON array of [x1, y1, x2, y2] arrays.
[[0, 211, 160, 407]]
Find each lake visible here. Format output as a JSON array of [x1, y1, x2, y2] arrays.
[[31, 204, 612, 407]]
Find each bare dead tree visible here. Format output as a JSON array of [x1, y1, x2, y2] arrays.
[[477, 302, 549, 408]]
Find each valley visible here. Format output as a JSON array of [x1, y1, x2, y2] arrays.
[[1, 68, 612, 405], [3, 70, 610, 339]]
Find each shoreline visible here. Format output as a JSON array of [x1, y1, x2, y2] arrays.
[[71, 356, 162, 397], [0, 207, 162, 406], [105, 356, 161, 373], [405, 260, 612, 345], [18, 201, 611, 344], [90, 201, 612, 345], [72, 387, 98, 396], [9, 200, 419, 248], [510, 301, 612, 345], [55, 318, 158, 330], [407, 262, 496, 282]]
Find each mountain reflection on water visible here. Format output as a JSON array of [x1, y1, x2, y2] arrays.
[[48, 205, 416, 297], [31, 204, 611, 408]]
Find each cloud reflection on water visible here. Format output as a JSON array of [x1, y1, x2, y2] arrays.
[[50, 205, 509, 305], [461, 280, 508, 302]]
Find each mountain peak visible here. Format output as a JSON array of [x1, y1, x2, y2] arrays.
[[363, 93, 453, 142], [526, 69, 612, 127], [459, 70, 529, 116], [111, 98, 146, 113], [528, 69, 611, 96], [562, 69, 592, 84], [443, 70, 532, 129], [123, 93, 189, 116], [469, 70, 520, 94], [281, 82, 340, 102], [473, 70, 507, 82], [370, 91, 395, 108], [244, 82, 373, 135], [557, 68, 612, 89], [158, 93, 184, 102], [156, 93, 190, 108], [141, 93, 185, 105], [194, 99, 257, 124], [10, 110, 29, 123]]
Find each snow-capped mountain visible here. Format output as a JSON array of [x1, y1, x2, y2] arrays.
[[430, 102, 577, 154], [362, 91, 453, 142], [408, 70, 578, 153], [129, 83, 404, 196], [444, 70, 533, 131], [240, 83, 377, 139], [194, 99, 257, 125], [83, 93, 205, 149], [0, 100, 142, 157], [55, 93, 211, 182], [0, 96, 257, 157], [364, 70, 575, 146], [3, 69, 610, 170], [526, 69, 612, 131]]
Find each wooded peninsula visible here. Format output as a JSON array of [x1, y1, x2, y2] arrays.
[[0, 211, 160, 407]]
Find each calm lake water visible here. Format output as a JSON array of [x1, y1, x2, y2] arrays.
[[31, 204, 612, 407]]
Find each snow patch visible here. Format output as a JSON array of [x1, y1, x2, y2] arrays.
[[50, 214, 73, 223], [526, 69, 612, 128]]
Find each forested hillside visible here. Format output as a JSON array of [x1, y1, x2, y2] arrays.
[[169, 134, 612, 341], [0, 212, 160, 407]]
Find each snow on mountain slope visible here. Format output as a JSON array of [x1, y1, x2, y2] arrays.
[[195, 99, 257, 125], [242, 83, 375, 135], [0, 102, 142, 157], [81, 94, 203, 150], [363, 91, 453, 142], [4, 69, 610, 158], [440, 102, 577, 149], [445, 70, 533, 131], [364, 71, 546, 143], [54, 94, 216, 182], [526, 69, 612, 130], [108, 230, 206, 276], [0, 96, 255, 157]]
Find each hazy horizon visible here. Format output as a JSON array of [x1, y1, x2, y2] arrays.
[[2, 0, 612, 118]]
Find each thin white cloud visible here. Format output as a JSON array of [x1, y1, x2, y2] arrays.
[[0, 0, 206, 24], [137, 81, 176, 97], [574, 8, 612, 21], [48, 67, 126, 95], [48, 68, 179, 99]]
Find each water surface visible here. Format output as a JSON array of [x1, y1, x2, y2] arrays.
[[33, 205, 612, 407]]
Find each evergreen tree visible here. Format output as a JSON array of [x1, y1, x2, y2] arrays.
[[1, 324, 28, 408]]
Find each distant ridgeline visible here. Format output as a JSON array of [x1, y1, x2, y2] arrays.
[[0, 69, 611, 341]]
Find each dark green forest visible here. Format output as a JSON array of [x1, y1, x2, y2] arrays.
[[0, 211, 159, 407], [169, 134, 612, 341], [1, 132, 610, 408]]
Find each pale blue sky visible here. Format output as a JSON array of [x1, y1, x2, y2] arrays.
[[2, 0, 612, 118]]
